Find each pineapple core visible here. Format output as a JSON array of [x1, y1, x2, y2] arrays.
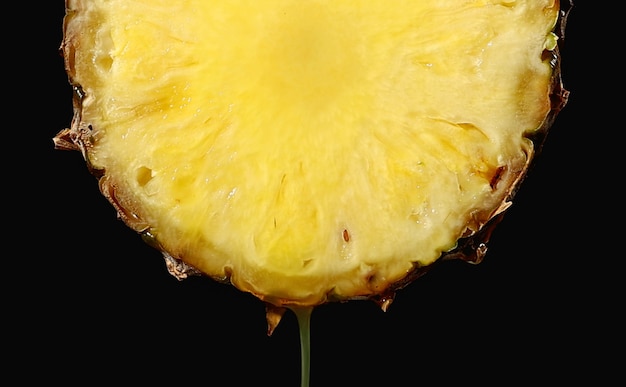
[[61, 0, 560, 306]]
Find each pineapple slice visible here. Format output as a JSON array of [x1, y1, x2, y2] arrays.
[[55, 0, 567, 313]]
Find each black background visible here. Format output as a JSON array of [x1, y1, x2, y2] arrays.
[[15, 1, 613, 385]]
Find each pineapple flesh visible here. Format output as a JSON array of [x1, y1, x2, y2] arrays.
[[56, 0, 567, 310]]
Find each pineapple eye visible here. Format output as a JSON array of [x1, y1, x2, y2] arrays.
[[136, 166, 153, 187], [489, 166, 506, 190]]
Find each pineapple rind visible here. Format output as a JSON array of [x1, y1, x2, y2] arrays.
[[61, 0, 561, 306]]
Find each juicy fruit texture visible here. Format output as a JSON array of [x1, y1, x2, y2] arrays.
[[56, 0, 566, 309]]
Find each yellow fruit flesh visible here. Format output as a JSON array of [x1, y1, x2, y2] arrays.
[[62, 0, 560, 306]]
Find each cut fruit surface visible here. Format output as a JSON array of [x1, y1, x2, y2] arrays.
[[56, 0, 567, 309]]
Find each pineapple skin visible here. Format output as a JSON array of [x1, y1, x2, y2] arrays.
[[55, 0, 569, 309]]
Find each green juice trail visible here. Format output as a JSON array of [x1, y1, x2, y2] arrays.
[[292, 306, 313, 387]]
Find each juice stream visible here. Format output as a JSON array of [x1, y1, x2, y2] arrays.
[[291, 306, 313, 387]]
